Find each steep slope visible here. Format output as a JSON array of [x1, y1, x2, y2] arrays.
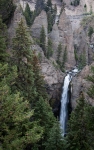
[[49, 11, 75, 69], [72, 62, 94, 109]]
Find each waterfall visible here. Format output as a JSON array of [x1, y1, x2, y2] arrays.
[[60, 68, 78, 136], [60, 74, 71, 136]]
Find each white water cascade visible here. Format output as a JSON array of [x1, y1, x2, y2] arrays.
[[60, 68, 78, 136]]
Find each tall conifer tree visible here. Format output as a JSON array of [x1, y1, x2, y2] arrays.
[[12, 19, 36, 104], [67, 93, 94, 150], [0, 18, 43, 150], [40, 26, 46, 56], [0, 17, 8, 63]]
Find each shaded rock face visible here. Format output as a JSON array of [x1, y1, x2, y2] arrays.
[[49, 11, 75, 70], [73, 15, 94, 66], [31, 10, 48, 43], [32, 45, 64, 116], [8, 5, 26, 48], [58, 11, 75, 69], [0, 0, 15, 24], [73, 28, 89, 65], [71, 63, 94, 109]]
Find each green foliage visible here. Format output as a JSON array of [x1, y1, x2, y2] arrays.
[[84, 4, 87, 8], [67, 93, 94, 150], [0, 64, 43, 150], [24, 3, 35, 26], [88, 26, 93, 39], [57, 42, 62, 65], [32, 51, 48, 102], [45, 121, 67, 150], [74, 49, 78, 62], [40, 26, 46, 55], [78, 52, 86, 69], [90, 6, 93, 15], [87, 66, 94, 98], [0, 0, 15, 24], [0, 17, 8, 63], [45, 0, 57, 32], [71, 0, 80, 6], [57, 44, 67, 72], [33, 96, 56, 149], [47, 38, 53, 59], [47, 11, 53, 32], [52, 61, 59, 69], [38, 52, 42, 62], [62, 46, 67, 67], [12, 19, 37, 104]]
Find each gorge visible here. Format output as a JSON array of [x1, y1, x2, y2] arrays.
[[0, 0, 94, 149], [7, 0, 94, 137]]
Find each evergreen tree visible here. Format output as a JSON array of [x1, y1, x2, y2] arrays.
[[47, 0, 52, 8], [0, 18, 43, 149], [0, 64, 43, 150], [47, 38, 53, 59], [40, 26, 46, 55], [12, 19, 36, 104], [87, 66, 94, 98], [33, 96, 56, 149], [32, 51, 47, 102], [0, 17, 8, 63], [88, 26, 93, 40], [0, 0, 15, 24], [47, 11, 53, 32], [57, 42, 62, 66], [78, 52, 86, 69], [24, 3, 32, 26], [45, 121, 67, 150], [45, 0, 57, 32], [67, 93, 94, 150], [61, 46, 67, 71]]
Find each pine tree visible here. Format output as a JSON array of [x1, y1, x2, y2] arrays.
[[24, 3, 32, 26], [40, 26, 46, 55], [67, 93, 94, 150], [61, 46, 67, 70], [0, 0, 15, 24], [32, 51, 47, 102], [33, 96, 56, 149], [78, 52, 86, 69], [87, 66, 94, 98], [12, 19, 37, 104], [0, 17, 8, 63], [0, 64, 43, 150], [0, 18, 43, 149], [47, 11, 53, 32], [45, 121, 67, 150], [57, 42, 62, 66], [47, 38, 53, 59]]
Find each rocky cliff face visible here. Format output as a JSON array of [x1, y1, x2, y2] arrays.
[[58, 11, 75, 69], [73, 14, 94, 66], [31, 44, 65, 116], [49, 11, 75, 70], [8, 4, 26, 48], [71, 62, 94, 109], [31, 10, 48, 43], [7, 0, 94, 111], [7, 2, 65, 116]]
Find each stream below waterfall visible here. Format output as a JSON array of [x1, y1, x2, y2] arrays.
[[60, 68, 79, 136]]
